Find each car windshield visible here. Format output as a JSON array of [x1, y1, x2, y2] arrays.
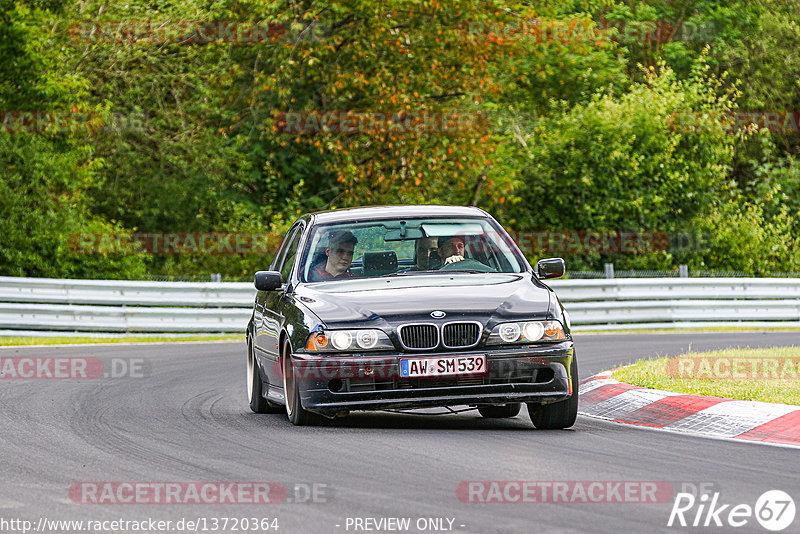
[[299, 217, 526, 282]]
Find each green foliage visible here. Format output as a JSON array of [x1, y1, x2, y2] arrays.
[[0, 134, 149, 278], [1, 0, 800, 278], [507, 63, 737, 269], [0, 2, 147, 278], [689, 201, 800, 274]]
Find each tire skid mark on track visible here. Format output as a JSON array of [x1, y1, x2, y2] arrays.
[[68, 387, 217, 478], [178, 387, 298, 465]]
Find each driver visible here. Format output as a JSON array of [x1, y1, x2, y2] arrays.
[[308, 230, 358, 281], [437, 235, 495, 272], [438, 235, 466, 266]]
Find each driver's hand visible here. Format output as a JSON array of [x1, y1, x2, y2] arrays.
[[444, 255, 464, 265]]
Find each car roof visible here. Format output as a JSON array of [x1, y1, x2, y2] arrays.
[[307, 205, 489, 225]]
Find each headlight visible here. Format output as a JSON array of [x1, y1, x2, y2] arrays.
[[356, 329, 379, 349], [330, 331, 352, 351], [487, 320, 566, 345], [498, 323, 521, 343], [305, 329, 394, 352], [523, 321, 544, 341]]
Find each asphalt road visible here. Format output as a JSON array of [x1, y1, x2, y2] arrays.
[[1, 332, 798, 534]]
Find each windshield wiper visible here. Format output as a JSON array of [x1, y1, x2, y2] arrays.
[[381, 269, 487, 277], [378, 270, 446, 277]]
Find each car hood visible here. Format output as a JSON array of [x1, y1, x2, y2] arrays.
[[293, 273, 552, 328]]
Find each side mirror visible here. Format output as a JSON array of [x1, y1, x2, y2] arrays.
[[536, 258, 565, 279], [254, 271, 283, 291]]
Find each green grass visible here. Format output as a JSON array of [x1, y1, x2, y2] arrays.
[[613, 346, 800, 405], [0, 334, 243, 346]]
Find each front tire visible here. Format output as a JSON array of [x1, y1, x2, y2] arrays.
[[477, 403, 521, 418], [282, 340, 320, 426], [248, 339, 282, 414], [528, 357, 578, 430]]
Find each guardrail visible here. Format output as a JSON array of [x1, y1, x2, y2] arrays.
[[548, 278, 800, 329], [0, 276, 799, 333], [0, 276, 253, 332]]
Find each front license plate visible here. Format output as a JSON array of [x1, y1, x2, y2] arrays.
[[400, 355, 487, 378]]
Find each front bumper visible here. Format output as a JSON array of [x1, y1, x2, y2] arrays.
[[290, 341, 574, 416]]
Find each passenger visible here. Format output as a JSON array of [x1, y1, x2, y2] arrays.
[[308, 230, 358, 281], [437, 235, 495, 272], [414, 237, 440, 270]]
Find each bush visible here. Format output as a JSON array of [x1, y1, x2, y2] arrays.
[[507, 62, 738, 270]]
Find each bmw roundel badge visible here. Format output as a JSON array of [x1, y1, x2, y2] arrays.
[[430, 310, 446, 319]]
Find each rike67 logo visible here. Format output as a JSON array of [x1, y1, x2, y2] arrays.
[[668, 490, 795, 531]]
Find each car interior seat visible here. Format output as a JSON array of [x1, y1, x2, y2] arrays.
[[362, 251, 398, 277]]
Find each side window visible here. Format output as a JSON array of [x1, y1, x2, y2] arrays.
[[279, 228, 303, 281], [270, 224, 302, 271], [270, 229, 292, 271]]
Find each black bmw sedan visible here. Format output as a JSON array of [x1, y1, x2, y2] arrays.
[[246, 205, 577, 428]]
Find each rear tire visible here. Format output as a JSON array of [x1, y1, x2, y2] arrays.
[[477, 403, 521, 418], [248, 339, 282, 414], [528, 357, 578, 429], [282, 341, 321, 426]]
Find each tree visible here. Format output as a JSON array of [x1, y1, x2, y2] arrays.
[[0, 1, 147, 278]]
